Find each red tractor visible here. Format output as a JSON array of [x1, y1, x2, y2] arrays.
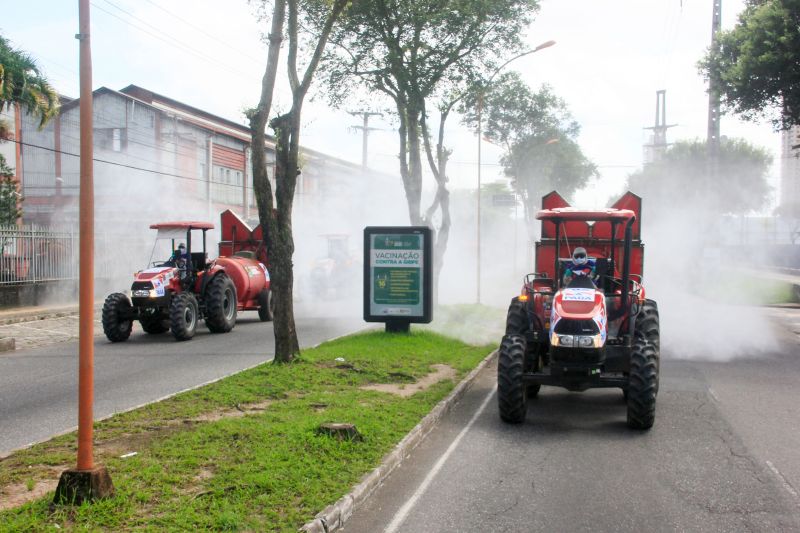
[[102, 210, 273, 342], [499, 191, 660, 429]]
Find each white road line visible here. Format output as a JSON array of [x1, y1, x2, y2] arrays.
[[384, 386, 497, 533], [766, 460, 800, 503], [708, 388, 719, 402]]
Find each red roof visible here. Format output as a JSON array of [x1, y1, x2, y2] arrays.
[[149, 221, 215, 230], [536, 208, 635, 222]]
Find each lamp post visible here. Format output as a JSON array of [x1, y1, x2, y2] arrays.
[[476, 40, 555, 304]]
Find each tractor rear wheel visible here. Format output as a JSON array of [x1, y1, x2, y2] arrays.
[[498, 334, 528, 424], [139, 308, 169, 334], [102, 293, 133, 342], [634, 299, 660, 351], [506, 297, 541, 397], [205, 274, 237, 333], [505, 297, 528, 335], [170, 293, 198, 341], [626, 339, 658, 430], [257, 289, 273, 322]]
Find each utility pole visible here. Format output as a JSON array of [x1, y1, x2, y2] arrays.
[[349, 111, 382, 171], [707, 0, 722, 164], [643, 90, 676, 164], [54, 0, 114, 504]]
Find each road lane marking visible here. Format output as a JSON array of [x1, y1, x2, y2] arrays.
[[766, 460, 800, 503], [384, 385, 497, 533]]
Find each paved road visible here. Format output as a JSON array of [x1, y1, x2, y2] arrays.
[[342, 308, 800, 533], [0, 306, 364, 456]]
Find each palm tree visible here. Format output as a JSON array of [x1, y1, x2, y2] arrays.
[[0, 35, 59, 129]]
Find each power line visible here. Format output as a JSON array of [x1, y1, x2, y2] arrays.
[[9, 138, 246, 190], [90, 1, 261, 84], [140, 0, 265, 65]]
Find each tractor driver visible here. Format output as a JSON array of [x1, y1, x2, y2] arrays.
[[168, 243, 191, 278], [563, 247, 596, 286]]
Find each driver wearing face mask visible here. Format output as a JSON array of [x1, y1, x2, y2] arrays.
[[563, 247, 596, 286]]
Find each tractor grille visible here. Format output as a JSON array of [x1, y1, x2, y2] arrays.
[[554, 319, 599, 335], [131, 281, 154, 291]]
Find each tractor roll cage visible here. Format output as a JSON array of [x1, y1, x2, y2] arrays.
[[148, 222, 213, 284], [536, 209, 636, 315]]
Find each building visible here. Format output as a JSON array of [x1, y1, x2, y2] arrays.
[[14, 84, 389, 228], [780, 125, 800, 218]]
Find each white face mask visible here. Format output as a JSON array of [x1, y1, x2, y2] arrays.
[[573, 254, 587, 265]]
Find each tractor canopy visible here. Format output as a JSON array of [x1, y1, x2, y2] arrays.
[[533, 191, 644, 285]]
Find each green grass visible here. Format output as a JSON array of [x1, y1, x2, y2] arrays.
[[0, 329, 494, 532], [697, 271, 797, 305]]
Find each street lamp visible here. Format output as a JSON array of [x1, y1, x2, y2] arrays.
[[476, 40, 555, 304]]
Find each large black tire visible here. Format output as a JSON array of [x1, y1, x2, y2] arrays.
[[626, 339, 658, 430], [102, 293, 133, 342], [498, 334, 528, 424], [257, 288, 273, 322], [205, 274, 237, 333], [170, 293, 198, 341], [634, 299, 660, 349], [505, 297, 529, 335], [139, 308, 169, 334], [505, 297, 541, 397], [634, 298, 660, 394]]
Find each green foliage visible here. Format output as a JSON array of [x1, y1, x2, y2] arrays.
[[628, 138, 772, 216], [699, 0, 800, 129], [0, 331, 492, 531], [0, 153, 21, 225], [0, 35, 59, 129], [461, 72, 596, 216]]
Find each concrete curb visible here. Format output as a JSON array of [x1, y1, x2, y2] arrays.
[[0, 304, 103, 326], [299, 348, 498, 533]]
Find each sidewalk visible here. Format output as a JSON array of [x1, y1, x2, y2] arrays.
[[0, 302, 102, 352]]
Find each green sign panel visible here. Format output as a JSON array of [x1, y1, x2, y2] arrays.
[[364, 227, 432, 323]]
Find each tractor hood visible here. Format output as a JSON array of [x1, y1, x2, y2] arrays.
[[131, 267, 178, 298], [550, 288, 608, 348]]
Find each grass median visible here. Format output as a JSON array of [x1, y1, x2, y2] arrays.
[[0, 318, 497, 532]]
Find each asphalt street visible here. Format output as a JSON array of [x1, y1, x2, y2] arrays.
[[342, 308, 800, 533], [0, 306, 365, 456]]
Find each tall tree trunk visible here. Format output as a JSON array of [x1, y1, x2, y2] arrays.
[[268, 111, 300, 360]]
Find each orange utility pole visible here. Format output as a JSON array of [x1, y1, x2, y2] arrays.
[[54, 0, 114, 504]]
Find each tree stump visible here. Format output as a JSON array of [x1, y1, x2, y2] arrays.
[[317, 423, 363, 442]]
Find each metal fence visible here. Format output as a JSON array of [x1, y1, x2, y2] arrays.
[[0, 225, 77, 285]]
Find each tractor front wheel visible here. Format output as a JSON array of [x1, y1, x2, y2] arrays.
[[140, 308, 169, 334], [102, 293, 134, 342], [170, 293, 198, 341], [626, 339, 658, 430], [498, 334, 528, 424], [505, 297, 528, 335], [205, 275, 237, 333]]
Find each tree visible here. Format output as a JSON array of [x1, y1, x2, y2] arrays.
[[0, 154, 21, 226], [0, 35, 59, 128], [248, 0, 349, 363], [699, 0, 800, 130], [461, 72, 596, 238], [627, 138, 772, 216], [322, 0, 540, 297]]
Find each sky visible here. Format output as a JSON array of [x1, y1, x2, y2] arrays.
[[2, 0, 783, 209]]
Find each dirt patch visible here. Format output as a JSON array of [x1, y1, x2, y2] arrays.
[[361, 364, 457, 397], [190, 400, 274, 423], [0, 474, 59, 511]]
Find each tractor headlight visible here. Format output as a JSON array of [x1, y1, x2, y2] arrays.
[[556, 335, 573, 347], [132, 289, 159, 298], [577, 335, 595, 348]]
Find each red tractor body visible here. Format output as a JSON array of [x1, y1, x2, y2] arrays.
[[102, 212, 273, 343], [498, 191, 661, 430]]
